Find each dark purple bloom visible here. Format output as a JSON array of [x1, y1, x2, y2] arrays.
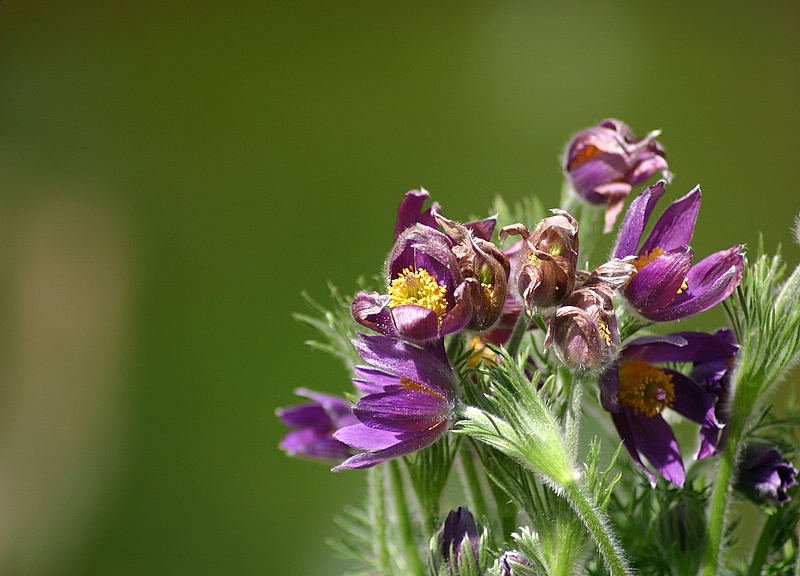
[[276, 389, 358, 461], [600, 331, 738, 487], [440, 507, 482, 576], [736, 444, 797, 505], [352, 223, 473, 342], [565, 118, 671, 232], [612, 181, 744, 322], [332, 335, 457, 470]]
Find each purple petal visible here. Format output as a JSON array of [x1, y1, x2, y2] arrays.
[[625, 247, 693, 315], [353, 366, 401, 394], [352, 291, 397, 337], [332, 427, 443, 470], [666, 370, 721, 430], [395, 189, 439, 239], [276, 403, 330, 431], [352, 335, 456, 400], [623, 409, 686, 487], [625, 331, 737, 364], [353, 388, 450, 432], [280, 428, 352, 460], [464, 215, 498, 241], [646, 246, 744, 322], [627, 155, 670, 187], [640, 187, 701, 254], [613, 181, 666, 258], [610, 410, 657, 485], [390, 305, 441, 341]]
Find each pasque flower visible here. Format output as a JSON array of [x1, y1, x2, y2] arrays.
[[352, 223, 474, 342], [276, 389, 358, 461], [612, 181, 744, 322], [332, 335, 457, 470], [600, 331, 738, 487], [565, 118, 671, 232], [736, 444, 798, 505], [353, 204, 509, 340]]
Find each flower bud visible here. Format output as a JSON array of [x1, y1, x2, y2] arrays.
[[497, 551, 543, 576], [565, 118, 671, 232], [500, 210, 579, 311], [735, 443, 797, 506], [434, 507, 487, 576], [545, 283, 619, 372]]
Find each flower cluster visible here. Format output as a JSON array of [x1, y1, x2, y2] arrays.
[[277, 120, 800, 576]]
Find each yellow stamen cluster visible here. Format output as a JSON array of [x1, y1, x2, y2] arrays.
[[466, 335, 498, 368], [388, 267, 448, 318], [617, 357, 676, 417]]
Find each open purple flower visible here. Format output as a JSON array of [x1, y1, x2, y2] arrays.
[[565, 118, 671, 232], [352, 223, 473, 342], [612, 181, 744, 322], [332, 335, 457, 470], [276, 389, 358, 461], [736, 444, 797, 505], [600, 330, 738, 487]]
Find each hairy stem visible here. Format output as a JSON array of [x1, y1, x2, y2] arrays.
[[703, 411, 747, 576], [507, 308, 532, 358], [562, 480, 632, 576], [388, 460, 424, 576], [368, 466, 391, 575]]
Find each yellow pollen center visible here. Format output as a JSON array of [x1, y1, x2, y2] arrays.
[[617, 357, 676, 417], [629, 247, 689, 295], [632, 247, 666, 271], [466, 335, 498, 368], [388, 267, 448, 319], [597, 321, 612, 346]]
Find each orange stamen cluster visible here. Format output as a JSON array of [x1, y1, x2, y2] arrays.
[[617, 357, 676, 417]]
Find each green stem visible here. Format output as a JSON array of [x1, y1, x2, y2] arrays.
[[507, 307, 532, 358], [562, 480, 632, 576], [702, 411, 748, 576], [459, 441, 489, 521], [388, 460, 425, 576], [565, 370, 585, 458], [746, 511, 781, 576], [368, 466, 391, 575]]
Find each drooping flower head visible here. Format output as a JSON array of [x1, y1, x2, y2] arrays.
[[612, 181, 744, 322], [434, 210, 510, 332], [352, 223, 474, 342], [276, 389, 358, 461], [565, 118, 671, 232], [500, 210, 580, 311], [600, 331, 738, 487], [735, 443, 798, 506], [332, 335, 457, 470], [544, 259, 635, 373]]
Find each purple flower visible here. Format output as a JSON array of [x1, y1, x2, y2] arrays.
[[276, 389, 358, 461], [332, 335, 457, 470], [565, 118, 671, 232], [440, 507, 482, 576], [352, 223, 474, 342], [612, 181, 744, 322], [736, 444, 797, 505], [600, 331, 738, 487]]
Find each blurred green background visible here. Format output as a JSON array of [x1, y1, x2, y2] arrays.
[[0, 1, 798, 575]]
